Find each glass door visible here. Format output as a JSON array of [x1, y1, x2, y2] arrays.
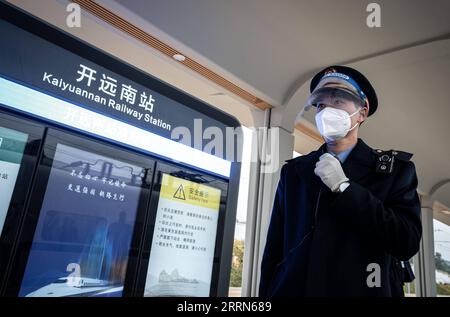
[[0, 111, 44, 293], [5, 128, 155, 297], [135, 162, 229, 297]]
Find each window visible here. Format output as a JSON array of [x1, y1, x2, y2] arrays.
[[229, 126, 254, 297], [433, 218, 450, 296]]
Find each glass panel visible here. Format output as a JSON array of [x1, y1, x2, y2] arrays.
[[0, 126, 28, 235], [19, 143, 147, 297], [229, 126, 253, 297], [434, 219, 450, 296], [144, 173, 221, 296]]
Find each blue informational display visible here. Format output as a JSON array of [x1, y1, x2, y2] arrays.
[[19, 144, 146, 297], [0, 76, 230, 178]]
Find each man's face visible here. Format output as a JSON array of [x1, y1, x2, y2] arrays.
[[315, 94, 367, 130]]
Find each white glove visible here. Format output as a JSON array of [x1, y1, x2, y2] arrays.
[[314, 153, 349, 192]]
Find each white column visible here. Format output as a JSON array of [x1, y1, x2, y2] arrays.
[[240, 108, 295, 296], [415, 194, 437, 297]]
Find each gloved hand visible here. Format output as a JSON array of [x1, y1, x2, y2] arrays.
[[314, 153, 349, 192]]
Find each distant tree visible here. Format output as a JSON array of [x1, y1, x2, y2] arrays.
[[230, 240, 244, 287], [435, 252, 450, 274]]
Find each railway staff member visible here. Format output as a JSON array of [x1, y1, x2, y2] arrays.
[[259, 65, 422, 297]]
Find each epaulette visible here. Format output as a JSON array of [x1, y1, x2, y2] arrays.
[[373, 149, 413, 161], [373, 148, 413, 173]]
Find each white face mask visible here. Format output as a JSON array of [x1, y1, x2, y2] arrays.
[[315, 107, 361, 142]]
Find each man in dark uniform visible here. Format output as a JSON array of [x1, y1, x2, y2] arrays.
[[259, 65, 422, 297]]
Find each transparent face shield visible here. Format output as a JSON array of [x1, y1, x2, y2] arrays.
[[304, 87, 365, 113]]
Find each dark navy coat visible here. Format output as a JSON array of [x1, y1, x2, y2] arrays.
[[259, 138, 422, 297]]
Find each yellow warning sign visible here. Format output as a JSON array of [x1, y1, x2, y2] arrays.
[[160, 173, 221, 210], [173, 184, 186, 200]]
